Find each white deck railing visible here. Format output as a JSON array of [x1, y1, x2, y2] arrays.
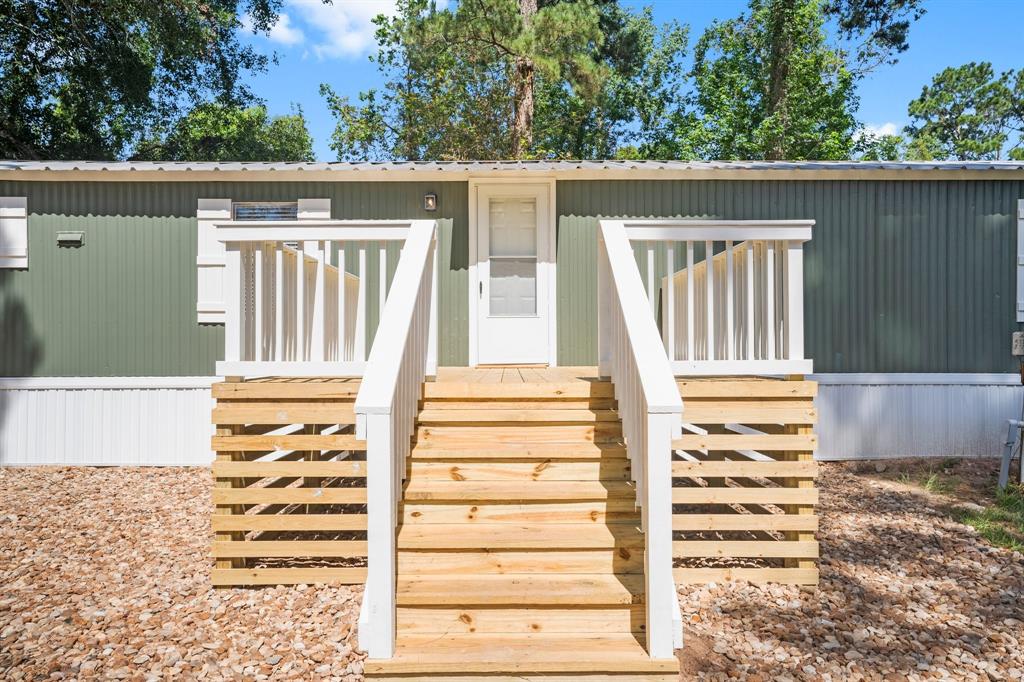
[[215, 220, 435, 378], [627, 220, 814, 376], [353, 220, 438, 659], [597, 219, 683, 659]]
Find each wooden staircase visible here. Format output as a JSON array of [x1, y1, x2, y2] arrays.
[[364, 378, 679, 681]]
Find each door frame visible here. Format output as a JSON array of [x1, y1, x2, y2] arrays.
[[468, 177, 557, 367]]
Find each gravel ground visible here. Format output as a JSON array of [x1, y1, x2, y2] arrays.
[[1, 464, 1022, 681]]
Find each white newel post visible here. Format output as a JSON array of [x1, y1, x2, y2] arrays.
[[364, 412, 396, 658], [785, 241, 805, 361], [645, 411, 678, 659]]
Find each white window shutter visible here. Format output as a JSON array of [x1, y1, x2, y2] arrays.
[[298, 198, 331, 220], [197, 198, 232, 323], [0, 197, 28, 268], [1018, 200, 1024, 323]]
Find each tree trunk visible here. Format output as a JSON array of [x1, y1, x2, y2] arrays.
[[765, 0, 794, 160], [512, 0, 537, 159]]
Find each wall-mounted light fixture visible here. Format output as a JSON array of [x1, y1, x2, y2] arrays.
[[423, 193, 438, 212]]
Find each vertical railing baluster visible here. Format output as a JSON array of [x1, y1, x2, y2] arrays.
[[379, 245, 387, 324], [666, 244, 674, 362], [725, 240, 734, 361], [224, 244, 241, 364], [357, 244, 367, 362], [295, 241, 306, 361], [686, 241, 695, 362], [705, 240, 714, 361], [766, 240, 776, 361], [647, 242, 656, 316], [274, 244, 284, 360], [311, 240, 326, 361], [746, 242, 755, 361], [253, 242, 263, 362], [337, 245, 346, 362]]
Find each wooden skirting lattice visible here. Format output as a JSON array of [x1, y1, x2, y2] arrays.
[[672, 376, 819, 586], [211, 378, 368, 587]]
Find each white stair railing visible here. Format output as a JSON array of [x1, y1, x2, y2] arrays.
[[598, 219, 683, 659], [353, 219, 438, 659], [627, 220, 814, 376], [215, 220, 428, 378]]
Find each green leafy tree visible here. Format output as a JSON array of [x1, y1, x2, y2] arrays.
[[323, 0, 687, 160], [904, 62, 1024, 160], [687, 0, 858, 160], [133, 104, 315, 162], [855, 131, 905, 160], [823, 0, 925, 71], [0, 0, 291, 160]]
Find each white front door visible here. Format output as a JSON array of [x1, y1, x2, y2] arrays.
[[475, 184, 552, 365]]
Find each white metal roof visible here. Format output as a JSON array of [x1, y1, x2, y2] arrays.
[[3, 159, 1024, 182], [3, 159, 1024, 173]]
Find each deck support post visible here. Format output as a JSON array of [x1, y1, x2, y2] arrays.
[[784, 375, 816, 576], [645, 411, 677, 659], [362, 412, 396, 659]]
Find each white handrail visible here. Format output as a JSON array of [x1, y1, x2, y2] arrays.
[[354, 219, 437, 659], [598, 219, 682, 659]]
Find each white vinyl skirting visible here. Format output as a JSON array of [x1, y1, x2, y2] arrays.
[[813, 374, 1024, 460], [1, 374, 1021, 465], [0, 378, 214, 467]]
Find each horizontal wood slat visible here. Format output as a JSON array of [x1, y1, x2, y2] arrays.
[[681, 404, 816, 424], [672, 514, 818, 532], [212, 540, 368, 558], [677, 379, 817, 399], [213, 380, 360, 400], [673, 540, 819, 558], [212, 404, 356, 425], [672, 487, 818, 505], [213, 460, 367, 478], [673, 567, 818, 585], [211, 567, 367, 586], [672, 460, 817, 478], [416, 409, 621, 423], [211, 514, 367, 531], [673, 434, 817, 452], [212, 434, 364, 451], [212, 487, 367, 504], [423, 382, 615, 400]]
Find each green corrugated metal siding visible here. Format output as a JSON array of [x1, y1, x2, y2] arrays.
[[0, 181, 468, 376], [1, 177, 1019, 376], [557, 180, 1024, 372]]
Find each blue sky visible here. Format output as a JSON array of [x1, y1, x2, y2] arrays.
[[240, 0, 1024, 160]]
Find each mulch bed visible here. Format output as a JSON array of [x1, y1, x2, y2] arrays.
[[1, 463, 1022, 680]]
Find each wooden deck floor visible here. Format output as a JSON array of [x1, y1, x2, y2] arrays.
[[436, 366, 601, 383]]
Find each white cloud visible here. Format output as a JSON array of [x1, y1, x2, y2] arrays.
[[857, 122, 901, 140], [289, 0, 399, 59], [268, 13, 306, 46]]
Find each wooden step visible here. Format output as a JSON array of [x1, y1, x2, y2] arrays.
[[402, 480, 636, 502], [416, 424, 622, 444], [417, 409, 620, 424], [409, 442, 627, 460], [397, 574, 645, 606], [423, 382, 615, 400], [407, 459, 630, 481], [397, 549, 643, 575], [363, 633, 677, 676], [396, 524, 642, 550], [401, 501, 639, 525], [396, 606, 647, 635], [421, 399, 617, 411]]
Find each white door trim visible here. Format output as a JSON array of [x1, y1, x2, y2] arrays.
[[468, 178, 557, 367]]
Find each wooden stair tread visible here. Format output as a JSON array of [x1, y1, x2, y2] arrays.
[[417, 409, 620, 423], [402, 480, 636, 501], [364, 633, 678, 675], [397, 523, 642, 549], [424, 382, 614, 400], [397, 574, 645, 606], [410, 442, 626, 459]]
